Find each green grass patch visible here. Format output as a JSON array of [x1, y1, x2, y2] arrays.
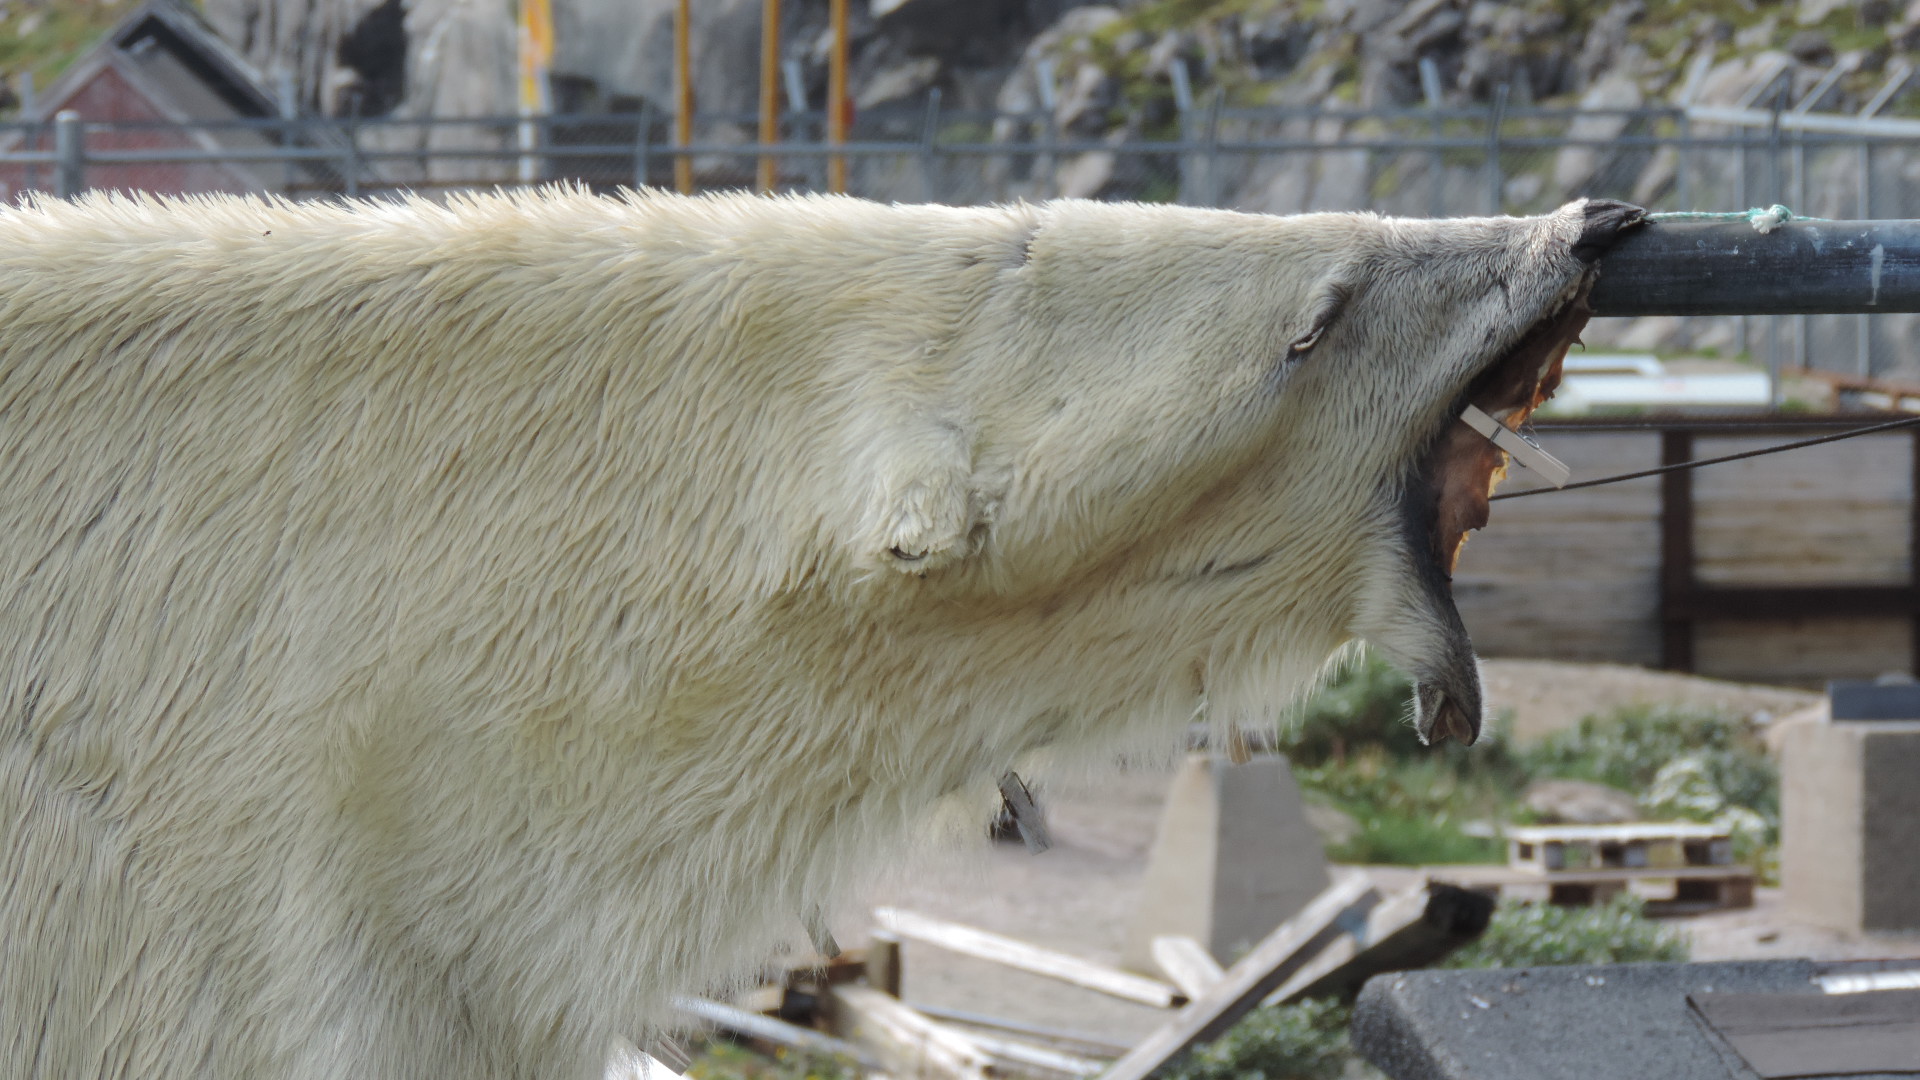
[[1277, 652, 1777, 867], [1162, 996, 1352, 1080], [1321, 806, 1504, 865], [1443, 894, 1691, 969], [1520, 704, 1778, 833]]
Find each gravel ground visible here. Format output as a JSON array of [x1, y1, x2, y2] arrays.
[[1478, 659, 1821, 744], [831, 765, 1176, 1046]]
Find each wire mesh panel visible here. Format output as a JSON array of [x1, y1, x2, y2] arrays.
[[15, 102, 1920, 380]]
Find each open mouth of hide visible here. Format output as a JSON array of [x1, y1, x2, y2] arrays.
[[1397, 198, 1644, 747], [1423, 277, 1595, 581], [1407, 276, 1597, 747]]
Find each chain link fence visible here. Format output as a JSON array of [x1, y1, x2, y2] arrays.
[[8, 99, 1920, 383]]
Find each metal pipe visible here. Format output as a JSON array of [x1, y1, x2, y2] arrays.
[[827, 0, 848, 193], [1692, 102, 1920, 137], [1590, 219, 1920, 316], [757, 0, 780, 193], [53, 110, 83, 199], [674, 0, 692, 193]]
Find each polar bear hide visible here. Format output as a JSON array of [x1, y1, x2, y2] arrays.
[[0, 189, 1641, 1080]]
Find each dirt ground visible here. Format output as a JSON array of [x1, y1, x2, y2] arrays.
[[828, 662, 1913, 1050], [1477, 658, 1821, 744]]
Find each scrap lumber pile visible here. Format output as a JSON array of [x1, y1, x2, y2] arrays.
[[673, 874, 1493, 1079]]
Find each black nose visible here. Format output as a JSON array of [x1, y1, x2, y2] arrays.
[[1416, 681, 1482, 747], [1570, 199, 1648, 265]]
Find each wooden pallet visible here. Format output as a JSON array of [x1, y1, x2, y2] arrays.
[[1430, 863, 1757, 914]]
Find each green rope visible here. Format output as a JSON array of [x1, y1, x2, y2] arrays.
[[1646, 204, 1829, 232]]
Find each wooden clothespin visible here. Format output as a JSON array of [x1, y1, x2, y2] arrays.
[[1460, 403, 1570, 488]]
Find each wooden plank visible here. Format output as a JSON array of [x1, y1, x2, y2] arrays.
[[826, 984, 992, 1080], [1457, 429, 1666, 666], [1429, 864, 1757, 886], [1667, 584, 1920, 619], [866, 928, 902, 997], [965, 1030, 1110, 1078], [1693, 617, 1913, 683], [608, 1038, 687, 1079], [1097, 874, 1379, 1080], [1264, 883, 1495, 1006], [873, 907, 1185, 1008], [1458, 419, 1920, 678], [1149, 935, 1225, 1000], [671, 996, 875, 1069], [1692, 434, 1911, 584], [1909, 427, 1919, 676], [908, 1003, 1134, 1059]]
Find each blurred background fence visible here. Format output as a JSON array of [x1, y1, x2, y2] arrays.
[[11, 99, 1919, 217], [11, 94, 1920, 382]]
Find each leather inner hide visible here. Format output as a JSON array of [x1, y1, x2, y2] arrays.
[[1429, 291, 1593, 575]]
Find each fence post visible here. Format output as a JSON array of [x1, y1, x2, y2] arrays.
[[1204, 86, 1224, 207], [343, 108, 361, 199], [919, 87, 942, 204], [23, 73, 39, 192], [1169, 59, 1195, 205], [634, 102, 655, 189], [1035, 57, 1057, 200], [1676, 110, 1692, 210], [1420, 56, 1444, 216], [1484, 83, 1507, 215], [54, 110, 84, 199], [276, 70, 299, 194]]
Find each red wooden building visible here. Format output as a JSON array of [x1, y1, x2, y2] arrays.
[[0, 0, 296, 201]]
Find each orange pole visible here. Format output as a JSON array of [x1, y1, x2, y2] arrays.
[[674, 0, 692, 193], [757, 0, 780, 193], [827, 0, 847, 193]]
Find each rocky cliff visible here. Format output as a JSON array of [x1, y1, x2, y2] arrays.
[[194, 0, 1920, 129]]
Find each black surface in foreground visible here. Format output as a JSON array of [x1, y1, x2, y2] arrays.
[[1588, 219, 1920, 316], [1351, 959, 1920, 1080]]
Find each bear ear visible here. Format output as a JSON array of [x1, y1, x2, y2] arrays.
[[853, 421, 984, 575]]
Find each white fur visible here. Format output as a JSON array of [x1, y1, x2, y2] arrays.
[[0, 189, 1598, 1079]]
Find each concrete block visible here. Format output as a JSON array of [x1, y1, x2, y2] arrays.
[[1827, 679, 1920, 720], [1782, 718, 1920, 932], [1352, 960, 1823, 1080], [1121, 753, 1331, 973]]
